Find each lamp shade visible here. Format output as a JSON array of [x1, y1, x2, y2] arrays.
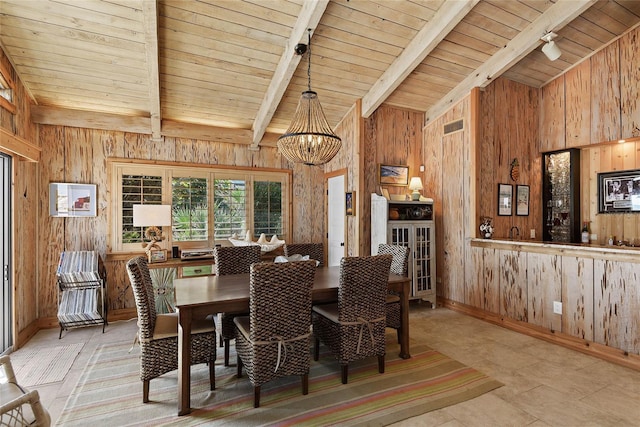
[[132, 204, 172, 227], [542, 40, 561, 61], [408, 177, 424, 191]]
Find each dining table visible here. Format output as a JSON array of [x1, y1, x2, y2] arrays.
[[173, 265, 411, 416]]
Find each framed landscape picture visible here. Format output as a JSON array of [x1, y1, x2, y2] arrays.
[[378, 164, 409, 186]]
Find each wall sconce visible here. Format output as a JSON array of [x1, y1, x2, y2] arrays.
[[408, 177, 424, 201], [132, 204, 172, 254], [541, 32, 561, 61]]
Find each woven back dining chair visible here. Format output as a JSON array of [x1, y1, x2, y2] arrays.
[[283, 242, 324, 267], [214, 245, 262, 366], [312, 254, 393, 384], [234, 260, 317, 407], [377, 244, 410, 343], [126, 256, 216, 402], [0, 355, 51, 427]]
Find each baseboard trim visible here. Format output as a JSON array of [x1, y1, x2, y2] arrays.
[[441, 298, 640, 372]]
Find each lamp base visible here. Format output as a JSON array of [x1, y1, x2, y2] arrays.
[[411, 191, 421, 201]]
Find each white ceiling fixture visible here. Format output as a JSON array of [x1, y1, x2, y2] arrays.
[[541, 32, 562, 61]]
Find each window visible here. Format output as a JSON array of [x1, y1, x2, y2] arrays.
[[0, 63, 15, 114], [109, 160, 291, 253], [172, 176, 208, 241]]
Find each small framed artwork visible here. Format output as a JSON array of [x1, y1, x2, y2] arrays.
[[497, 183, 513, 216], [49, 183, 97, 217], [378, 164, 409, 186], [516, 185, 530, 216], [149, 249, 167, 263], [345, 191, 355, 216]]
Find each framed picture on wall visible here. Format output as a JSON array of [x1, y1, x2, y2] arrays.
[[516, 185, 530, 216], [345, 191, 355, 216], [378, 164, 409, 186], [497, 183, 513, 216], [597, 169, 640, 213], [49, 183, 97, 217]]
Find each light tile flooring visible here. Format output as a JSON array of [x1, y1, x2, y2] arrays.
[[10, 304, 640, 426]]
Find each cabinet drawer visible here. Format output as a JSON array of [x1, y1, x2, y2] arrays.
[[181, 265, 213, 277]]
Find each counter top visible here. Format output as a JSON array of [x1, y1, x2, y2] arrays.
[[470, 238, 640, 262]]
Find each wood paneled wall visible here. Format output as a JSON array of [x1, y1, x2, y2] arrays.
[[34, 126, 323, 323], [538, 26, 640, 245], [478, 78, 541, 240], [423, 96, 471, 302], [0, 47, 39, 346], [363, 105, 423, 255]]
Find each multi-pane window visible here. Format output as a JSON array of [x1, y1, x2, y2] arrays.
[[121, 174, 163, 244], [110, 161, 290, 252], [213, 178, 246, 239], [172, 177, 208, 241], [254, 181, 282, 236]]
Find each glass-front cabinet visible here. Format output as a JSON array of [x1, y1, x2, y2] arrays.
[[542, 149, 581, 243], [371, 194, 436, 308]]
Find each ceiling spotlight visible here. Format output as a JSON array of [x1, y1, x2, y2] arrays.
[[541, 32, 561, 61]]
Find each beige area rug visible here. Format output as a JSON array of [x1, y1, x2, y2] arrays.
[[56, 340, 502, 426], [12, 342, 84, 387]]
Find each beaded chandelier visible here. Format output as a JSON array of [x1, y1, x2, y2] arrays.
[[277, 30, 341, 166]]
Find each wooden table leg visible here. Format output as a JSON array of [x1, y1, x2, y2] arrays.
[[398, 278, 411, 359], [178, 308, 192, 415]]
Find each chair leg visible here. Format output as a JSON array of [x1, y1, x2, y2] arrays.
[[224, 339, 231, 366], [341, 364, 348, 384], [302, 373, 309, 395], [209, 358, 216, 390], [219, 334, 224, 347], [237, 355, 243, 378], [313, 336, 320, 361], [254, 386, 261, 408], [143, 380, 150, 403], [378, 355, 385, 374]]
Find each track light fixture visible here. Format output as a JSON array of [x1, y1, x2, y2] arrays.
[[541, 32, 561, 61]]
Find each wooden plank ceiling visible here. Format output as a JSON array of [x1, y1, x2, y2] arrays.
[[1, 0, 640, 147]]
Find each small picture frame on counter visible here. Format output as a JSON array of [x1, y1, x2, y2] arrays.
[[149, 249, 167, 263]]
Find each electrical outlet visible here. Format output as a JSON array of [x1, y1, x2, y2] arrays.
[[530, 229, 535, 239], [553, 301, 562, 314]]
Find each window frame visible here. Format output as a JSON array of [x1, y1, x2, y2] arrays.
[[108, 159, 292, 253]]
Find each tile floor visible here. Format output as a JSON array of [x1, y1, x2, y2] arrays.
[[9, 303, 640, 426]]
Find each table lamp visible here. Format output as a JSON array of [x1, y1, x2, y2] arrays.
[[132, 204, 172, 255], [408, 177, 423, 201]]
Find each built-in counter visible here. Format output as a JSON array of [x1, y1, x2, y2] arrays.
[[454, 239, 640, 371]]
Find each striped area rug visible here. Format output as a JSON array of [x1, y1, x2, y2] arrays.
[[12, 342, 84, 387], [56, 340, 501, 426]]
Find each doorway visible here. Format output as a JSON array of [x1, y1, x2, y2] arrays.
[[326, 174, 345, 266], [1, 153, 12, 354]]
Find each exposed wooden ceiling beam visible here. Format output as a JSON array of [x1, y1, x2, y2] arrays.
[[250, 0, 330, 149], [361, 0, 480, 118], [425, 0, 598, 123], [142, 0, 162, 142], [165, 120, 279, 146], [31, 105, 151, 134]]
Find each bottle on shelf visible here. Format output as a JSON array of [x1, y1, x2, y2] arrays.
[[581, 222, 590, 244], [608, 235, 614, 246]]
